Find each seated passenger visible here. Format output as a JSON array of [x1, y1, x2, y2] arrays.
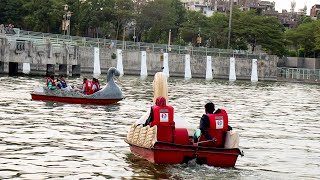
[[56, 75, 68, 89], [81, 78, 94, 95], [194, 102, 232, 143], [143, 96, 168, 127], [46, 75, 56, 90], [92, 78, 101, 93]]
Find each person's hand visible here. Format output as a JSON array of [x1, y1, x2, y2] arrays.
[[211, 138, 217, 142]]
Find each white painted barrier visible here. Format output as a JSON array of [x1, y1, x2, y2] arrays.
[[206, 56, 213, 80], [251, 59, 258, 82], [140, 51, 148, 77], [93, 47, 101, 76], [184, 54, 192, 79], [229, 57, 236, 81], [22, 63, 30, 74], [117, 49, 124, 76], [162, 53, 169, 77]]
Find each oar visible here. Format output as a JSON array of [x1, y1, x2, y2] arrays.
[[197, 138, 217, 144]]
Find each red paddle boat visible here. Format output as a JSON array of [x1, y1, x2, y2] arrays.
[[31, 67, 124, 105], [125, 106, 244, 167]]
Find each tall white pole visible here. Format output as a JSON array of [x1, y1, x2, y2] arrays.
[[227, 0, 233, 49]]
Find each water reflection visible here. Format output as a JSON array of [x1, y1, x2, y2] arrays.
[[0, 75, 319, 179]]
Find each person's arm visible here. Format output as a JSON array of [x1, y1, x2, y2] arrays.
[[48, 82, 56, 90], [144, 107, 154, 126], [200, 115, 212, 140]]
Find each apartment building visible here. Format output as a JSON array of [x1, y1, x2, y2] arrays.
[[310, 4, 320, 19]]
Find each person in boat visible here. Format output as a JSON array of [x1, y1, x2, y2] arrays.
[[194, 101, 232, 143], [56, 75, 67, 89], [143, 96, 167, 127], [81, 78, 94, 95], [92, 78, 101, 93], [46, 75, 56, 90]]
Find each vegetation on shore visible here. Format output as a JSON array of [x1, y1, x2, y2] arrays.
[[1, 0, 320, 57]]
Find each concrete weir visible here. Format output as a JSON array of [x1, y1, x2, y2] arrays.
[[229, 57, 236, 81], [0, 37, 279, 81], [140, 51, 148, 77], [117, 49, 124, 76], [184, 54, 192, 79], [251, 59, 258, 82], [162, 53, 169, 77], [206, 56, 213, 80], [93, 47, 101, 77], [23, 63, 31, 74]]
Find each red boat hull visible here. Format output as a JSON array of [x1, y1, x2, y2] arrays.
[[31, 93, 123, 105], [126, 140, 242, 167]]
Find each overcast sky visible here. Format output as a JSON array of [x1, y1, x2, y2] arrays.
[[273, 0, 319, 14]]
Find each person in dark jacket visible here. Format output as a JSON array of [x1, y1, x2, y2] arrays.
[[195, 102, 232, 143]]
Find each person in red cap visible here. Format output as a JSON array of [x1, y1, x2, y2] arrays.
[[143, 96, 167, 126]]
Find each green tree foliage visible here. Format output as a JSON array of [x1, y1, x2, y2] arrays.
[[285, 20, 320, 57], [0, 0, 294, 57], [208, 13, 228, 48], [23, 0, 65, 33], [135, 0, 179, 43], [233, 10, 285, 56], [112, 0, 135, 40], [180, 11, 209, 46], [0, 0, 26, 27]]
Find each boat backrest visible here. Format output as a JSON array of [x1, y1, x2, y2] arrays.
[[156, 126, 175, 143], [150, 106, 175, 127], [150, 105, 175, 143], [198, 129, 226, 148]]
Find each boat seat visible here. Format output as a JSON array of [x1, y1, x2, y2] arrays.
[[156, 126, 175, 143], [174, 128, 191, 145]]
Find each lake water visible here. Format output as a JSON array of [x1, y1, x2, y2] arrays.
[[0, 75, 319, 179]]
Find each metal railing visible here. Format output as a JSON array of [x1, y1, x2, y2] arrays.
[[1, 29, 270, 59], [277, 67, 320, 81]]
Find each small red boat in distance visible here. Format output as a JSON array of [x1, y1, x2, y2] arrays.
[[31, 67, 124, 105], [125, 108, 244, 167]]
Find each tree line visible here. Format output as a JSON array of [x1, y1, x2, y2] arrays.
[[1, 0, 320, 57]]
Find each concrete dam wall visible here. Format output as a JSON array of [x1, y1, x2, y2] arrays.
[[0, 38, 278, 81]]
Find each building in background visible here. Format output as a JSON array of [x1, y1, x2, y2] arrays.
[[181, 0, 309, 28], [310, 4, 320, 19]]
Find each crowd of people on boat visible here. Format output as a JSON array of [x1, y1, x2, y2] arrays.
[[0, 24, 16, 34], [46, 75, 102, 95]]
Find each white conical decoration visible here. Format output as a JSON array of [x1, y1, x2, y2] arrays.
[[117, 49, 124, 76], [140, 51, 148, 77], [184, 54, 192, 79], [229, 57, 236, 81], [162, 53, 169, 77], [251, 59, 258, 82], [22, 63, 31, 74], [93, 47, 101, 77], [206, 56, 213, 80]]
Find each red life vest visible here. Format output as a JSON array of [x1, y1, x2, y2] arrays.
[[46, 77, 56, 87], [150, 105, 175, 127], [150, 105, 175, 143], [207, 109, 229, 131], [198, 109, 229, 148], [84, 80, 94, 95]]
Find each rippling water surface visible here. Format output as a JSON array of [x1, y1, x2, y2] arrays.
[[0, 75, 319, 180]]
